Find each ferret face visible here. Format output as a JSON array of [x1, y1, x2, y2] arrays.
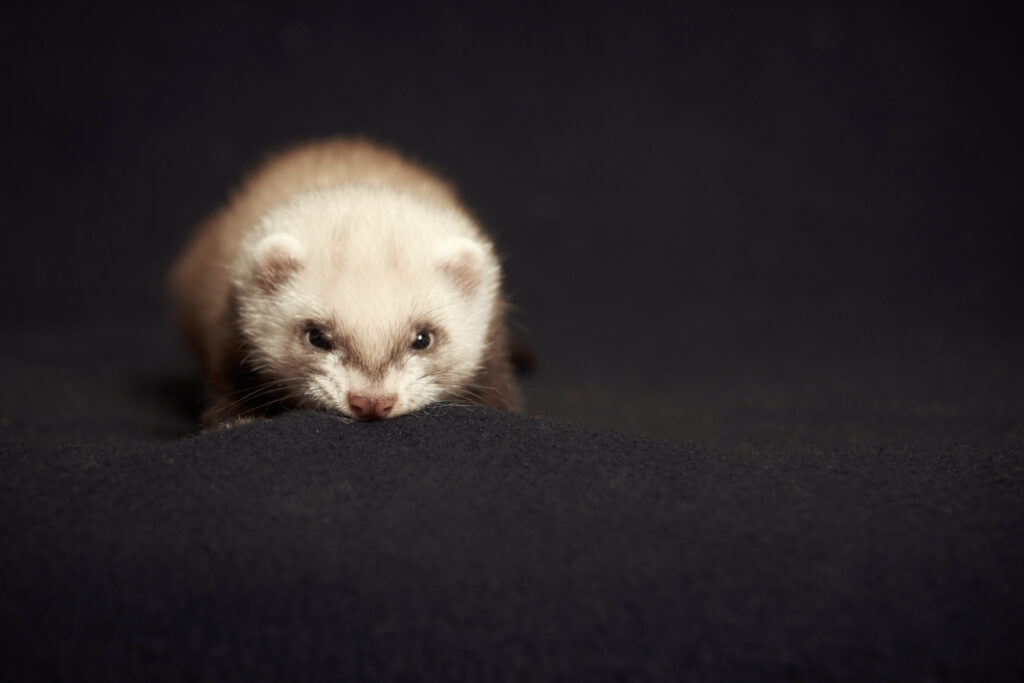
[[232, 188, 499, 420]]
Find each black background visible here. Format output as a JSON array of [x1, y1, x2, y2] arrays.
[[2, 2, 1021, 442], [2, 2, 1022, 680]]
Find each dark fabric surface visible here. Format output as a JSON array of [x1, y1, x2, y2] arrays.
[[3, 3, 1023, 680]]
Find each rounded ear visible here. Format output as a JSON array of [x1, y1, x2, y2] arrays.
[[251, 233, 306, 294], [435, 236, 486, 297]]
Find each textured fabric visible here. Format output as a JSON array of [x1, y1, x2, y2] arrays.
[[4, 404, 1022, 681], [3, 3, 1022, 680]]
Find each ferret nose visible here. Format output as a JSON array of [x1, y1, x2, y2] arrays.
[[347, 393, 397, 420]]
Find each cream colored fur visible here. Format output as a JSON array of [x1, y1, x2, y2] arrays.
[[233, 186, 499, 418], [170, 138, 512, 426]]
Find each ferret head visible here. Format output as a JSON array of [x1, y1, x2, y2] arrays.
[[232, 187, 500, 420]]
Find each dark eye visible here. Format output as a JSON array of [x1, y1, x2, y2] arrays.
[[411, 330, 433, 351], [306, 326, 332, 351]]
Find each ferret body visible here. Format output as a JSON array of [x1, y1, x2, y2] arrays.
[[170, 138, 522, 427]]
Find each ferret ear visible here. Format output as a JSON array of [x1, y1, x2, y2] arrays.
[[435, 236, 486, 297], [252, 233, 306, 294]]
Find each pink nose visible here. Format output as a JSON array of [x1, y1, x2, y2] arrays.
[[347, 393, 397, 420]]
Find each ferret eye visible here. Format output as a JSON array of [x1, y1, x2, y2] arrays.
[[411, 330, 433, 351], [306, 326, 332, 351]]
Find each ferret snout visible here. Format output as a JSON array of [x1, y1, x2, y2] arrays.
[[347, 393, 397, 420]]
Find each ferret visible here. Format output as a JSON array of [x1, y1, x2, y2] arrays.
[[170, 138, 523, 428]]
